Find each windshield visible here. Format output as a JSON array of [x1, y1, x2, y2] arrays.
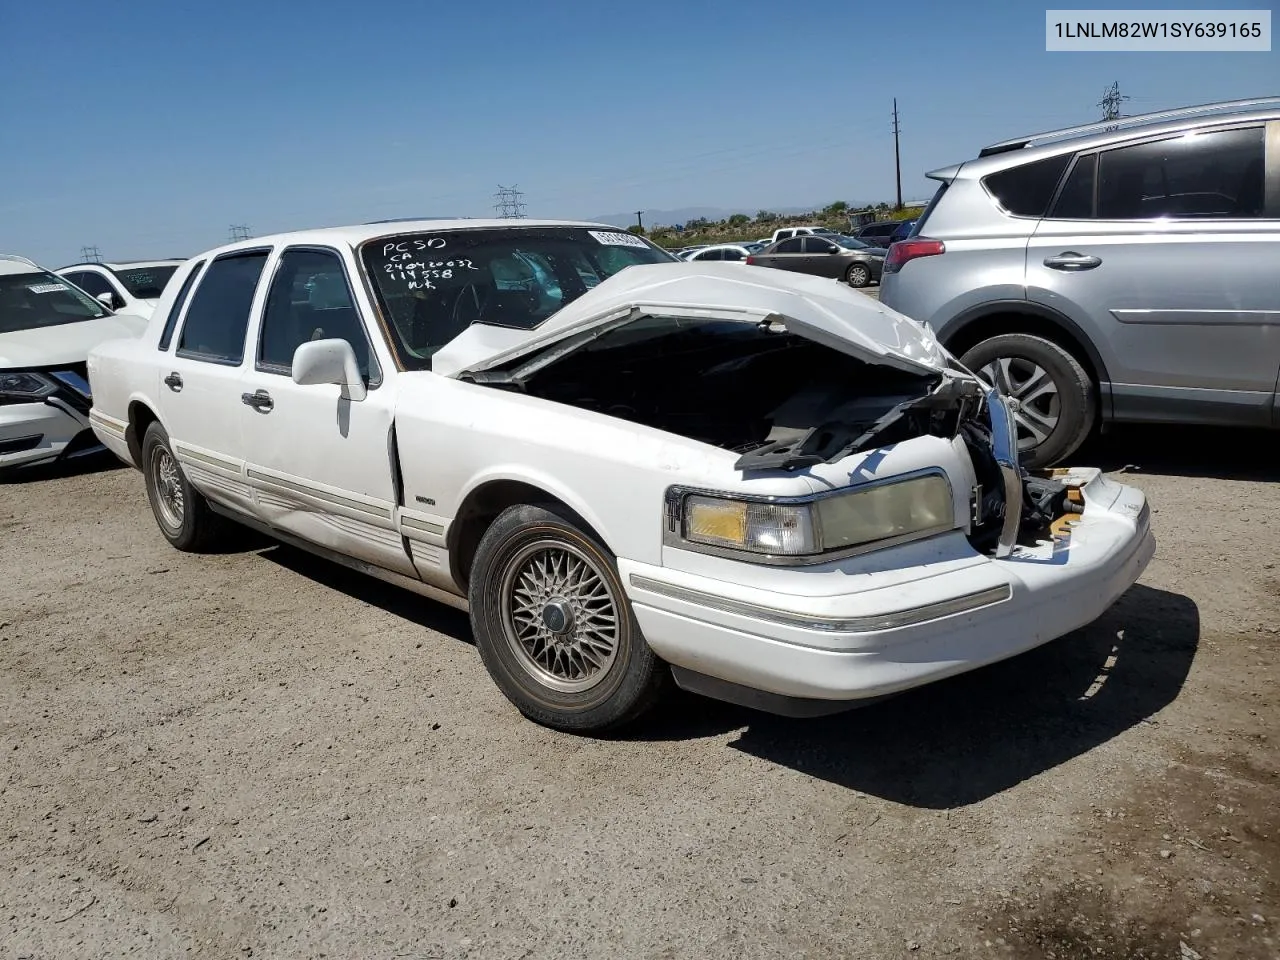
[[834, 236, 872, 249], [115, 264, 179, 299], [0, 270, 110, 334], [360, 226, 677, 370]]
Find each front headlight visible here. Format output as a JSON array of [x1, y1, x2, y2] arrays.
[[677, 473, 954, 562], [0, 371, 57, 402]]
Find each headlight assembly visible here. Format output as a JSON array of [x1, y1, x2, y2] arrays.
[[670, 472, 954, 564], [0, 371, 57, 402]]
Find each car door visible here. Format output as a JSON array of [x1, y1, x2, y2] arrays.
[[237, 245, 415, 577], [160, 249, 270, 518], [801, 236, 844, 277], [1026, 122, 1280, 427]]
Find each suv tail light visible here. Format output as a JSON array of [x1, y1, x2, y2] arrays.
[[884, 238, 944, 274]]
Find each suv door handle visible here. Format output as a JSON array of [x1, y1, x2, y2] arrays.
[[164, 372, 183, 392], [241, 389, 274, 413], [1043, 252, 1102, 271]]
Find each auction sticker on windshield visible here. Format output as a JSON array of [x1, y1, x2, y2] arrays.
[[588, 230, 650, 248], [28, 283, 68, 294]]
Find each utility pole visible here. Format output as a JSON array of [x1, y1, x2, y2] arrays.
[[79, 244, 102, 263], [492, 185, 527, 218], [229, 225, 251, 242], [1098, 81, 1130, 122], [634, 211, 644, 231], [891, 98, 903, 210]]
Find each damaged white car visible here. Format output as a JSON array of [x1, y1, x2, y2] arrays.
[[86, 220, 1155, 732]]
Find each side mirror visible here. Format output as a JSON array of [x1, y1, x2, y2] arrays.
[[95, 291, 116, 309], [828, 246, 842, 254], [291, 338, 367, 402]]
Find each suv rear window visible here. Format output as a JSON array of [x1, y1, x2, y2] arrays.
[[982, 154, 1072, 217]]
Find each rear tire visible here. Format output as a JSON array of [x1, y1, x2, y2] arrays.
[[845, 263, 871, 288], [141, 422, 231, 552], [959, 333, 1096, 469], [468, 503, 668, 733]]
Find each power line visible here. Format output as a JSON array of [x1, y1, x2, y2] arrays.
[[492, 185, 526, 218], [229, 224, 251, 242], [1098, 81, 1130, 123], [891, 97, 903, 210], [79, 244, 102, 263]]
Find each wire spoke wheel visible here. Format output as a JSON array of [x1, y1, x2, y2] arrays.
[[150, 446, 185, 529], [499, 539, 620, 693], [982, 357, 1062, 452]]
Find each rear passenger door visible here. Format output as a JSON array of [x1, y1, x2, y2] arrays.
[[237, 246, 414, 577], [159, 249, 270, 518], [1027, 122, 1280, 426]]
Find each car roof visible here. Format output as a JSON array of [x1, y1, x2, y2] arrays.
[[947, 95, 1280, 179], [56, 258, 187, 271], [0, 254, 43, 276], [187, 218, 623, 261]]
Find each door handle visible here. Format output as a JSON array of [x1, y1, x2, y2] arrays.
[[241, 389, 274, 413], [1043, 252, 1102, 271], [163, 372, 183, 392]]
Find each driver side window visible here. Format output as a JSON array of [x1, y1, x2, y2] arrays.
[[257, 248, 376, 380]]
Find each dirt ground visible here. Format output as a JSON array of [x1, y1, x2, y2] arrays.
[[1, 424, 1277, 960]]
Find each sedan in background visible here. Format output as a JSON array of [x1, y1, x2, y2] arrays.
[[682, 243, 764, 263], [1, 255, 148, 471], [56, 259, 185, 320], [746, 235, 888, 287]]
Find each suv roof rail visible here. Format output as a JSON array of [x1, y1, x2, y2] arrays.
[[978, 95, 1280, 157], [0, 253, 39, 268]]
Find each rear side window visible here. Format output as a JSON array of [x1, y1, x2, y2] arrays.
[[158, 260, 205, 350], [691, 248, 722, 261], [775, 238, 803, 253], [1096, 126, 1265, 219], [721, 248, 745, 261], [176, 252, 269, 364], [1052, 154, 1097, 219], [982, 154, 1072, 217]]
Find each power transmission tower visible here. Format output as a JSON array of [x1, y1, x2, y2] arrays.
[[1098, 81, 1130, 122], [634, 211, 644, 231], [229, 225, 251, 242], [79, 245, 102, 263], [891, 98, 903, 210], [492, 185, 526, 218]]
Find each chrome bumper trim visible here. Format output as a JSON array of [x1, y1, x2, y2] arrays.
[[628, 575, 1012, 635]]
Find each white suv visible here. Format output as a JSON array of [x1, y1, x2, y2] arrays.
[[57, 260, 184, 320]]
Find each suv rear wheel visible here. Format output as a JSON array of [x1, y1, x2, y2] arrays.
[[958, 333, 1096, 468]]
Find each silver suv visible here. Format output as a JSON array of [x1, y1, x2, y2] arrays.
[[880, 97, 1279, 467]]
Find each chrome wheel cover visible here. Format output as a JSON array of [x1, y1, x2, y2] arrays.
[[982, 357, 1061, 452], [151, 447, 185, 530], [499, 539, 620, 693]]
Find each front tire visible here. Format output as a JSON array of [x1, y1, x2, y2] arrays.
[[468, 503, 668, 733], [959, 333, 1096, 469], [141, 422, 230, 552], [845, 263, 871, 288]]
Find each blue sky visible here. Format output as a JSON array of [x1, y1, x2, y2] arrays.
[[1, 0, 1274, 265]]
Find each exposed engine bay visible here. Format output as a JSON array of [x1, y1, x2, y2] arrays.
[[467, 315, 1073, 554]]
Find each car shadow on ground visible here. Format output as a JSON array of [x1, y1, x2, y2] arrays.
[[632, 582, 1199, 809], [1077, 423, 1277, 482], [0, 449, 125, 485]]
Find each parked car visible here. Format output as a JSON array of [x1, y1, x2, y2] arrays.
[[683, 243, 764, 263], [672, 245, 709, 258], [769, 226, 841, 244], [856, 219, 914, 246], [1, 255, 148, 472], [880, 96, 1280, 467], [747, 234, 888, 287], [87, 219, 1153, 733], [56, 260, 184, 320]]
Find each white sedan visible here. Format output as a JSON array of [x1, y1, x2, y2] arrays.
[[86, 219, 1154, 732], [1, 255, 148, 471], [681, 243, 764, 263]]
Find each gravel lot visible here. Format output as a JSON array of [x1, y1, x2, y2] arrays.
[[2, 425, 1277, 960]]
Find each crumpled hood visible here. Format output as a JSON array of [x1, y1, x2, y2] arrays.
[[0, 312, 148, 368], [432, 261, 946, 379]]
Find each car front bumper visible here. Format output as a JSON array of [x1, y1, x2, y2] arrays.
[[621, 469, 1154, 709], [0, 400, 101, 472]]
